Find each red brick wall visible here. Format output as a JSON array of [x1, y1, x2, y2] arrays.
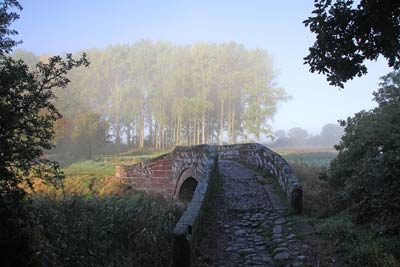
[[115, 145, 212, 199], [115, 155, 175, 197]]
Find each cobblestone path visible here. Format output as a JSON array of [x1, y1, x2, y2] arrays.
[[215, 160, 307, 267]]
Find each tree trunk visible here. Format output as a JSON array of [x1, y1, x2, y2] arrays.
[[189, 119, 192, 146], [232, 108, 236, 143], [196, 117, 200, 145], [149, 114, 153, 147], [160, 124, 164, 150], [115, 120, 121, 146], [193, 118, 195, 145], [139, 107, 145, 148], [155, 122, 159, 149], [219, 98, 224, 145], [126, 123, 131, 145], [202, 112, 206, 144], [178, 115, 182, 145]]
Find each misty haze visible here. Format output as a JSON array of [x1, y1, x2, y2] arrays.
[[1, 1, 399, 267]]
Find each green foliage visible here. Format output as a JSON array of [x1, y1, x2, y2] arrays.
[[32, 195, 182, 267], [292, 161, 400, 266], [304, 0, 400, 87], [0, 0, 21, 55], [327, 71, 400, 233], [317, 212, 400, 267], [0, 1, 89, 265], [0, 42, 88, 198]]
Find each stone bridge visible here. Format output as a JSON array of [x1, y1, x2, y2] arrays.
[[115, 145, 218, 203], [115, 143, 304, 266]]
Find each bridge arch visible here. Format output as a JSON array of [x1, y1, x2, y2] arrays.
[[177, 177, 198, 202], [174, 168, 199, 202]]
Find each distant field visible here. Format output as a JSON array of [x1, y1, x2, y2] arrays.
[[271, 146, 337, 155], [99, 154, 159, 165], [282, 152, 336, 166], [271, 147, 337, 166], [98, 149, 168, 165]]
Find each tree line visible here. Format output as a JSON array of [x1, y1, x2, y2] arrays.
[[14, 42, 288, 158], [272, 123, 344, 147]]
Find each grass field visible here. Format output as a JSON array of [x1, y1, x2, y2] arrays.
[[272, 146, 337, 166], [63, 160, 115, 177], [97, 148, 169, 164]]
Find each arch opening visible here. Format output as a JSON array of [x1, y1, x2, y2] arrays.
[[177, 177, 198, 202]]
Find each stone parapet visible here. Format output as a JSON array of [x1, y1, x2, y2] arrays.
[[171, 145, 218, 267], [218, 143, 303, 214]]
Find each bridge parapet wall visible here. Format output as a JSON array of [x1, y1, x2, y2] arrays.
[[218, 143, 302, 213], [172, 145, 218, 266]]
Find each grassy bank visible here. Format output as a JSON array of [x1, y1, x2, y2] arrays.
[[32, 160, 120, 198], [33, 149, 167, 198]]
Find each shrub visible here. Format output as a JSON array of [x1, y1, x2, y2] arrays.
[[317, 213, 400, 267], [327, 71, 400, 234]]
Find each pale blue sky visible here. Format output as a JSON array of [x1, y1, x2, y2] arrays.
[[14, 0, 392, 134]]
